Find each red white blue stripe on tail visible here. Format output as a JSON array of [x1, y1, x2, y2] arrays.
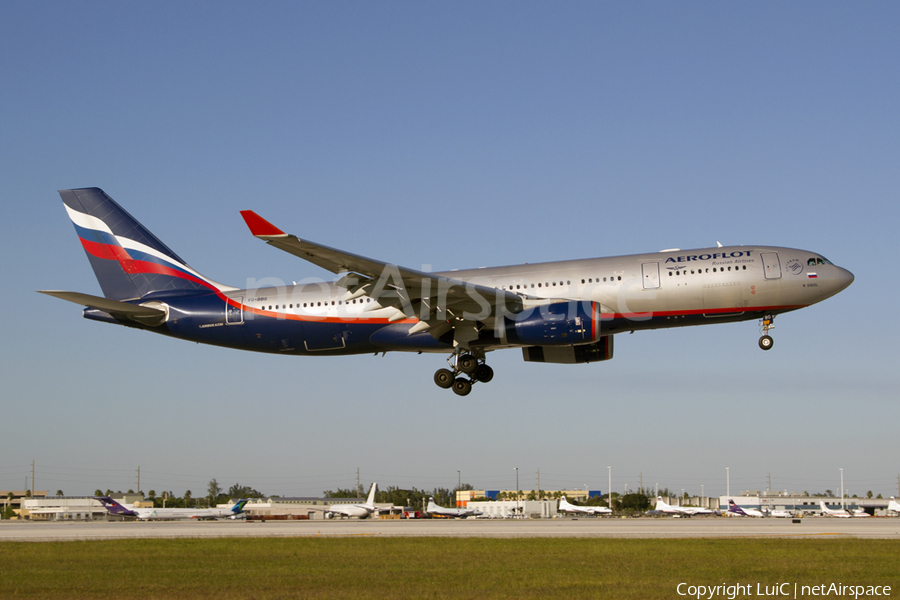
[[60, 188, 234, 300]]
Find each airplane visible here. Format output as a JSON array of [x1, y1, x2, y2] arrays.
[[324, 482, 381, 519], [654, 496, 714, 516], [426, 497, 484, 518], [850, 507, 870, 518], [819, 501, 852, 518], [763, 508, 793, 518], [727, 499, 764, 517], [888, 497, 900, 515], [94, 496, 248, 520], [558, 496, 612, 516], [41, 188, 854, 396]]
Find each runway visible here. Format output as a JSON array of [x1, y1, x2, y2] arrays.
[[3, 517, 899, 542]]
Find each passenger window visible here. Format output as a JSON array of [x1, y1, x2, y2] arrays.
[[617, 276, 621, 281]]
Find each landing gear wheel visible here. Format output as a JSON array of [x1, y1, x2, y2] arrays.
[[457, 354, 478, 375], [473, 363, 494, 383], [434, 368, 455, 389], [452, 378, 473, 396], [759, 335, 774, 351]]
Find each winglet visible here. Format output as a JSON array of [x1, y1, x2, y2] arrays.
[[240, 211, 287, 238]]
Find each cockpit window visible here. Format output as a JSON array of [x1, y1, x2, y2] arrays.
[[808, 258, 817, 266], [809, 256, 834, 266]]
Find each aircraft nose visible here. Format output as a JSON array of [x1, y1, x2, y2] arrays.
[[835, 266, 854, 292], [818, 266, 854, 300]]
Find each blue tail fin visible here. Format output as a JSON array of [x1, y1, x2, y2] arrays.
[[60, 188, 229, 300]]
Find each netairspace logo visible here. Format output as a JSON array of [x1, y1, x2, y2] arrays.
[[676, 583, 892, 600]]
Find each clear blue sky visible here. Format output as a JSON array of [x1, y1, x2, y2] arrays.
[[2, 2, 898, 500]]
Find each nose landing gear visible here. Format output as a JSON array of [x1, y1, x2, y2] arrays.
[[758, 315, 775, 350], [434, 352, 494, 396]]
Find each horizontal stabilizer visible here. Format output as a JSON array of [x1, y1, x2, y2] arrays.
[[38, 291, 167, 325]]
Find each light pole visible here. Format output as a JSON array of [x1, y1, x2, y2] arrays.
[[514, 467, 519, 516], [726, 467, 730, 498], [840, 468, 844, 511], [608, 466, 612, 512], [457, 470, 461, 507]]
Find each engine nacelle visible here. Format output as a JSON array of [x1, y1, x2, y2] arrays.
[[522, 335, 614, 364], [504, 301, 601, 346]]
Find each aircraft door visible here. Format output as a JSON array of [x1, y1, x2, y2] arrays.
[[641, 262, 660, 289], [226, 297, 243, 324], [761, 252, 782, 280]]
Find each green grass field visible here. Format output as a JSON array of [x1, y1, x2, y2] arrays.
[[1, 538, 898, 599]]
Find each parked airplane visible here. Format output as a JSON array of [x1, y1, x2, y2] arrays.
[[94, 496, 248, 520], [655, 497, 714, 516], [727, 499, 764, 517], [850, 507, 871, 518], [763, 508, 793, 518], [819, 501, 852, 518], [426, 497, 484, 518], [888, 498, 900, 515], [558, 496, 613, 515], [325, 483, 381, 519], [42, 188, 854, 395]]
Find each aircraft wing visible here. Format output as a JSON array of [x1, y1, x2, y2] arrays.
[[240, 211, 525, 326]]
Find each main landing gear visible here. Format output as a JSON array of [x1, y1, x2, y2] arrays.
[[434, 352, 494, 396], [758, 315, 775, 350]]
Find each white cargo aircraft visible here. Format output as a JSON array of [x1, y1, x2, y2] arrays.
[[819, 501, 852, 518], [558, 496, 613, 515], [325, 483, 381, 519], [654, 497, 714, 516], [426, 497, 483, 518], [888, 497, 900, 515]]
